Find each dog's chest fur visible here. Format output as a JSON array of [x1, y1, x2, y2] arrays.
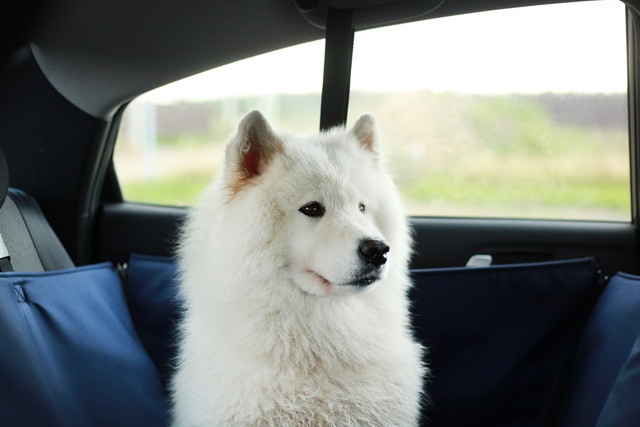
[[182, 292, 423, 426]]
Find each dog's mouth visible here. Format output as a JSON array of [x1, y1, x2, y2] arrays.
[[308, 270, 382, 292], [345, 274, 380, 287]]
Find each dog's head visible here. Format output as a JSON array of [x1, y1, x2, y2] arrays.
[[222, 110, 409, 296]]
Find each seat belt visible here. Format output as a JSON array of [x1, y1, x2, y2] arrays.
[[319, 7, 354, 131], [0, 231, 13, 272], [0, 145, 12, 272]]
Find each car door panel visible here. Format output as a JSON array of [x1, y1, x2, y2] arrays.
[[95, 204, 638, 278]]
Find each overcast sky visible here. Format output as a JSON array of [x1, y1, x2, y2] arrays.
[[143, 0, 626, 103]]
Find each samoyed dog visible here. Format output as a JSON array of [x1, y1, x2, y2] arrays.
[[171, 111, 425, 426]]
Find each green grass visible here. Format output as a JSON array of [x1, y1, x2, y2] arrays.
[[123, 173, 212, 206], [121, 161, 630, 220], [122, 177, 629, 222], [402, 174, 628, 209]]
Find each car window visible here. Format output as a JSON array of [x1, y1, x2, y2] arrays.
[[348, 0, 628, 221], [115, 0, 628, 221], [113, 41, 325, 206]]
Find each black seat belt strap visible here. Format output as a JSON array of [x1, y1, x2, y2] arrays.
[[319, 8, 355, 131], [0, 231, 13, 272]]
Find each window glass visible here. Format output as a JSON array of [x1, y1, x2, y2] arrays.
[[349, 0, 628, 221], [115, 1, 628, 221], [114, 41, 325, 206]]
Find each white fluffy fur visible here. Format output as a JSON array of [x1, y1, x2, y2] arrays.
[[171, 111, 425, 426]]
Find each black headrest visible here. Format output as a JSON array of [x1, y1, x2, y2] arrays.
[[0, 145, 8, 209]]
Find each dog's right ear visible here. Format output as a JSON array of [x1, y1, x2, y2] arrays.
[[350, 113, 381, 160], [226, 110, 282, 188]]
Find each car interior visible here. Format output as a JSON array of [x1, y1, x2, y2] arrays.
[[2, 0, 640, 426]]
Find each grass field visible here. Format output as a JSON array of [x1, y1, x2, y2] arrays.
[[115, 91, 630, 221]]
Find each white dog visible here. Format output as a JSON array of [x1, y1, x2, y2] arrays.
[[171, 111, 425, 426]]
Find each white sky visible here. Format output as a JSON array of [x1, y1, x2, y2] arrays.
[[143, 0, 626, 103]]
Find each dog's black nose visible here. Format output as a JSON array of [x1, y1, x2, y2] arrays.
[[358, 239, 390, 267]]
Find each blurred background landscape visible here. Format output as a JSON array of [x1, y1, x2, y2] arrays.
[[115, 90, 628, 220]]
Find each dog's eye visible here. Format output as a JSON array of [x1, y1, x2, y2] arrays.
[[359, 203, 366, 213], [299, 202, 325, 218]]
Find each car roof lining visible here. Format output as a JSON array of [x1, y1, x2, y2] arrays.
[[21, 0, 629, 119], [29, 0, 323, 118]]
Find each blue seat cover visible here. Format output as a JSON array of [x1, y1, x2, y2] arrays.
[[595, 334, 640, 426], [410, 258, 600, 427], [559, 271, 640, 427], [127, 253, 182, 389], [122, 255, 600, 427], [0, 263, 169, 427]]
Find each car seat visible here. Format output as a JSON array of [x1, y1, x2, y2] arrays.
[[0, 145, 169, 427], [0, 145, 73, 272]]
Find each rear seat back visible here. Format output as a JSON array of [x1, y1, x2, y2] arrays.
[[596, 332, 640, 426], [558, 272, 640, 427], [409, 259, 602, 427], [0, 146, 73, 272], [0, 146, 169, 427]]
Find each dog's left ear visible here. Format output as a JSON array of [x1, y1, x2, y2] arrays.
[[350, 113, 381, 158], [227, 110, 282, 185]]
